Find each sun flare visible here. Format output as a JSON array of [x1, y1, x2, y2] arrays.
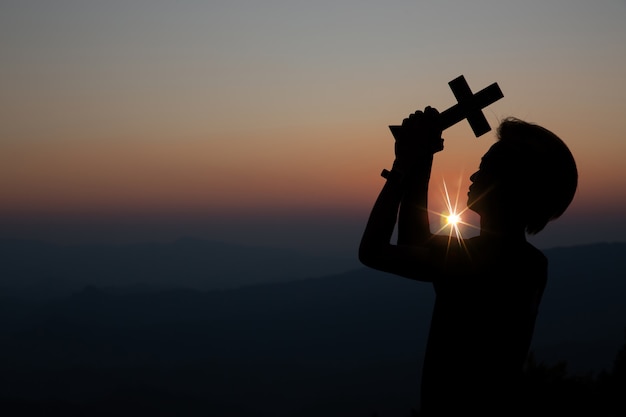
[[446, 213, 461, 226], [432, 177, 479, 250]]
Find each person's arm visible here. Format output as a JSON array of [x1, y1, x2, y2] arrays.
[[397, 152, 434, 246], [359, 107, 443, 280]]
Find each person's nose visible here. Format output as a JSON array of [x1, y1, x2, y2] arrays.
[[470, 171, 479, 183]]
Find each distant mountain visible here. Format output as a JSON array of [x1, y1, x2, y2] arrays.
[[1, 267, 429, 417], [0, 241, 625, 416], [0, 237, 360, 298], [533, 241, 626, 372]]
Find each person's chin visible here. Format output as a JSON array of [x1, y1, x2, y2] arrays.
[[466, 197, 479, 214]]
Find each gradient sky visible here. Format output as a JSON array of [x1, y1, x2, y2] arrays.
[[1, 1, 625, 256]]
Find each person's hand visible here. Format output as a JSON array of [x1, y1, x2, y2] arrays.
[[393, 106, 444, 172]]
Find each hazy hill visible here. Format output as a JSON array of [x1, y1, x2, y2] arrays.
[[0, 237, 360, 297], [533, 242, 626, 373], [0, 240, 625, 416]]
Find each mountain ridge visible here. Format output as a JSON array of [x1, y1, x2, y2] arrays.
[[1, 240, 625, 416], [0, 236, 360, 297]]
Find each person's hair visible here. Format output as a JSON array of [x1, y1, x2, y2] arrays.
[[496, 117, 578, 235]]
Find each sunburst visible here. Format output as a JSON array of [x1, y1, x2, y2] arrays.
[[431, 176, 479, 252]]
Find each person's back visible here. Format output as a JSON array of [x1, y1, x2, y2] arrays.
[[419, 236, 547, 415]]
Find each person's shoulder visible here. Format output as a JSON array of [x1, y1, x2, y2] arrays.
[[426, 235, 473, 259]]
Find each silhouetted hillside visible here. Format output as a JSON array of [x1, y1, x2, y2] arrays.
[[0, 241, 625, 416], [0, 237, 359, 298], [1, 268, 428, 417], [536, 242, 626, 372]]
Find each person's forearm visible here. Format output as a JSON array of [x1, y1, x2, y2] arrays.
[[358, 171, 405, 262], [397, 155, 433, 246]]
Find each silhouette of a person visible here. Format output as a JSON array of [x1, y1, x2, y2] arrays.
[[359, 107, 578, 416]]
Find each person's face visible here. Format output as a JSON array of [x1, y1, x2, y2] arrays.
[[467, 142, 512, 215]]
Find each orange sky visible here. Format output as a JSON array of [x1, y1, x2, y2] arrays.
[[1, 1, 625, 253]]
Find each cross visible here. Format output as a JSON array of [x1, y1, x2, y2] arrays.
[[389, 74, 503, 139], [382, 75, 503, 179]]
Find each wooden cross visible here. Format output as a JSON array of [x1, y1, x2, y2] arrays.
[[389, 74, 503, 139], [381, 75, 503, 179]]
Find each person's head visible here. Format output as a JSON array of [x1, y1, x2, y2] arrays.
[[467, 117, 578, 235]]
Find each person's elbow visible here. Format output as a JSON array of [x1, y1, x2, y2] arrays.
[[358, 241, 389, 271], [358, 242, 375, 268], [359, 241, 435, 282]]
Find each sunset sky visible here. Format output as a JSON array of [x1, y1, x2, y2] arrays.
[[1, 1, 625, 256]]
